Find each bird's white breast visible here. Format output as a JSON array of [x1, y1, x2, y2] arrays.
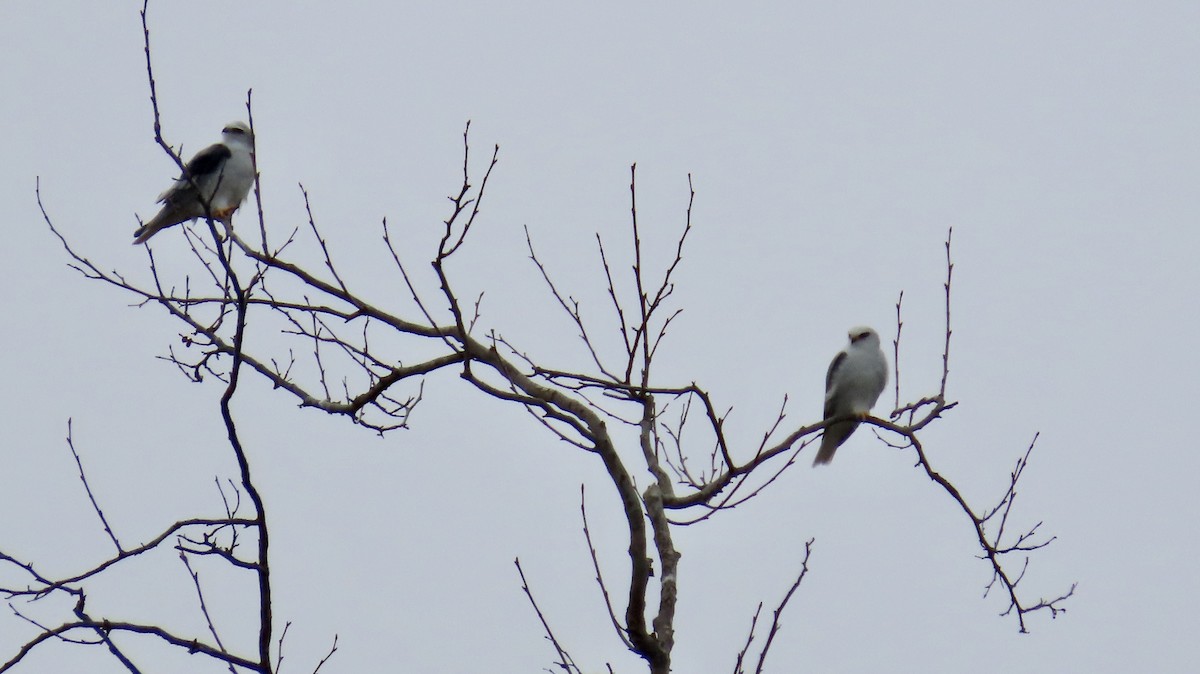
[[836, 346, 888, 414], [209, 143, 255, 211]]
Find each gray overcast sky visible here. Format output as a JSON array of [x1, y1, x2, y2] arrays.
[[2, 1, 1198, 672]]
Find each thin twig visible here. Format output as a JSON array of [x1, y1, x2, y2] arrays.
[[580, 485, 633, 650], [64, 419, 122, 551], [179, 552, 237, 674], [753, 538, 814, 674], [515, 558, 582, 674], [311, 634, 339, 674]]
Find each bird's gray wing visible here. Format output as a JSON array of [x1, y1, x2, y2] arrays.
[[823, 350, 846, 419]]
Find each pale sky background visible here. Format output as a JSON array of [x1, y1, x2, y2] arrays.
[[2, 1, 1198, 672]]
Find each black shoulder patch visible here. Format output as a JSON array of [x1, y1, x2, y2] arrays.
[[824, 351, 846, 394], [183, 143, 232, 178]]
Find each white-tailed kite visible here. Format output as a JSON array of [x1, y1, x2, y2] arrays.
[[813, 326, 889, 466], [133, 121, 255, 244]]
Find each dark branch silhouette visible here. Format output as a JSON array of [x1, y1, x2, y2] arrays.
[[3, 3, 1073, 672]]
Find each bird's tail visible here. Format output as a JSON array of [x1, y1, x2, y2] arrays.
[[131, 224, 156, 245], [132, 207, 187, 245], [812, 435, 839, 466], [812, 421, 859, 466], [132, 217, 166, 245]]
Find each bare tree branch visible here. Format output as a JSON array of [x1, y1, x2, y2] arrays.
[[64, 419, 121, 552], [515, 558, 584, 674], [15, 10, 1074, 670], [741, 538, 814, 674]]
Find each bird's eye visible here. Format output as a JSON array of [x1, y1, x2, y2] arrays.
[[226, 127, 245, 135]]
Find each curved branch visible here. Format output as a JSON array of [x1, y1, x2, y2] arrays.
[[0, 620, 259, 673]]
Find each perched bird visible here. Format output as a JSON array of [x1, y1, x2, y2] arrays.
[[813, 326, 889, 466], [133, 121, 255, 244]]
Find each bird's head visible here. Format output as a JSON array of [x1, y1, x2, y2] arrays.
[[847, 326, 880, 348], [221, 121, 254, 147]]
